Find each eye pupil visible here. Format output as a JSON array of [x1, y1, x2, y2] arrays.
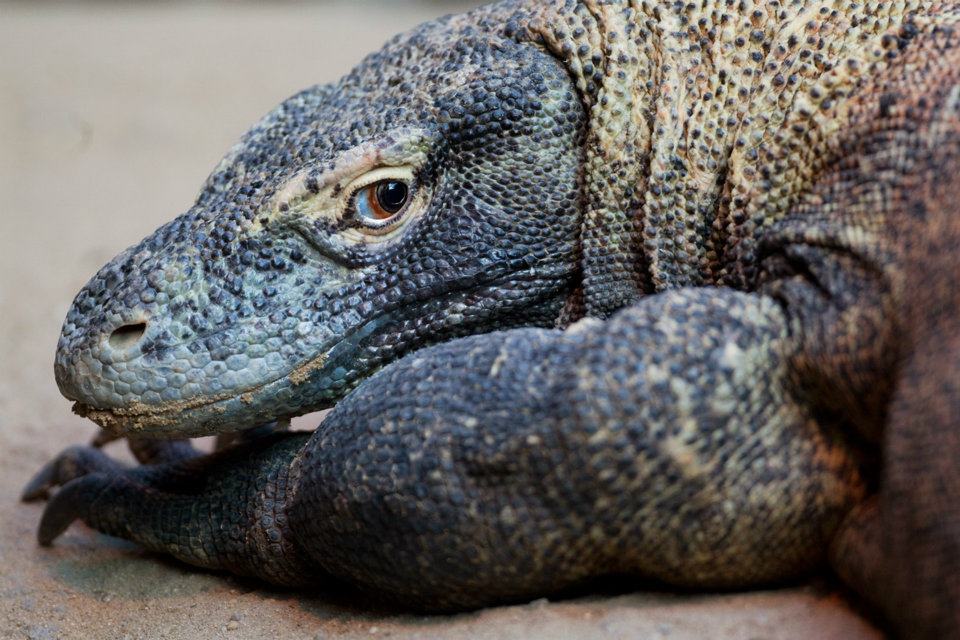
[[375, 181, 409, 214]]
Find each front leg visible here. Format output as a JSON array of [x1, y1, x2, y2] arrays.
[[23, 422, 287, 501], [32, 288, 865, 608], [33, 287, 864, 608], [288, 288, 865, 608]]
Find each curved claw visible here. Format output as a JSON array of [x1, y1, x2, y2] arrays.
[[127, 438, 201, 465], [21, 445, 123, 503], [90, 429, 122, 448], [37, 474, 108, 545], [214, 419, 290, 451], [21, 458, 61, 502]]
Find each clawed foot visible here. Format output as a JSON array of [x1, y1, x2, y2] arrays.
[[20, 427, 315, 586], [21, 430, 199, 503], [21, 444, 123, 503], [23, 421, 291, 504], [21, 440, 147, 546]]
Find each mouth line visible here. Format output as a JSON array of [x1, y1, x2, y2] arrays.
[[71, 340, 345, 434], [70, 308, 400, 435], [69, 267, 570, 435], [72, 389, 240, 427], [71, 332, 345, 426], [71, 375, 296, 434]]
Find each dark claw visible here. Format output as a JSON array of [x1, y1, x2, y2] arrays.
[[29, 434, 314, 586], [37, 474, 107, 545], [21, 445, 123, 502], [214, 419, 290, 451], [90, 429, 121, 448], [126, 438, 201, 465]]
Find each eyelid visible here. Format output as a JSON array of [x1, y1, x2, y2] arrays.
[[341, 166, 416, 197]]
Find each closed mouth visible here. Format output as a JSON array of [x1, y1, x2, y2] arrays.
[[71, 391, 238, 433], [66, 268, 563, 436], [69, 346, 339, 436], [67, 311, 396, 436]]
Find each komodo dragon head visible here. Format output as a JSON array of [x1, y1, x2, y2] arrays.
[[54, 4, 610, 436]]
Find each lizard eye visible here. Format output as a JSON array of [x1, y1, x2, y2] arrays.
[[354, 179, 412, 228]]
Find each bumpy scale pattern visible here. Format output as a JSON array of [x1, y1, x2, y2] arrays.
[[28, 1, 960, 638], [54, 12, 586, 435], [290, 289, 864, 609], [513, 1, 960, 291]]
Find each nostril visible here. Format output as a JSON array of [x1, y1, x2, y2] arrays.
[[108, 322, 147, 350]]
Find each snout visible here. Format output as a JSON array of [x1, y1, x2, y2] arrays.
[[54, 312, 159, 409], [51, 259, 346, 437]]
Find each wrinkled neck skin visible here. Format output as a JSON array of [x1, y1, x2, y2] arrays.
[[517, 0, 926, 312]]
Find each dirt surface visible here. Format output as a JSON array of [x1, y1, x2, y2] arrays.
[[0, 3, 885, 638]]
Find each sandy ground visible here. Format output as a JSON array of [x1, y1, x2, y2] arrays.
[[0, 3, 885, 638]]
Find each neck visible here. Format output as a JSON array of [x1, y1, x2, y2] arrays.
[[508, 0, 927, 303]]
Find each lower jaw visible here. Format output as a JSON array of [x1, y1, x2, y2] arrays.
[[69, 273, 575, 438], [70, 358, 351, 439], [69, 313, 397, 438]]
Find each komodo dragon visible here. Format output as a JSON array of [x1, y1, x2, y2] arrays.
[[21, 1, 960, 636]]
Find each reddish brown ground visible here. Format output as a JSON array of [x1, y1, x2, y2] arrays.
[[0, 3, 883, 638]]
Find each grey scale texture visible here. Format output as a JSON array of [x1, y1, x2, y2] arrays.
[[12, 1, 960, 638]]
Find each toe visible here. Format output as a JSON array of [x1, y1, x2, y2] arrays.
[[21, 445, 123, 503], [37, 474, 108, 545]]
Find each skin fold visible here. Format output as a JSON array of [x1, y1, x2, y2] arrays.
[[23, 2, 960, 637]]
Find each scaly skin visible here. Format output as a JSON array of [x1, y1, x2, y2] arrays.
[[23, 2, 960, 637]]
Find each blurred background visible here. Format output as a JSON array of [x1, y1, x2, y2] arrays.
[[0, 2, 880, 638]]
